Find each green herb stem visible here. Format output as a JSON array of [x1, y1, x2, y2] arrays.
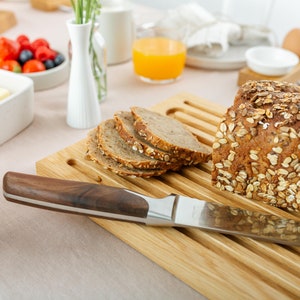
[[70, 0, 101, 25]]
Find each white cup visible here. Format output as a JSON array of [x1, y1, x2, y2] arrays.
[[98, 0, 134, 65]]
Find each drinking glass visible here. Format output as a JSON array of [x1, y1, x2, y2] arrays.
[[132, 24, 186, 84]]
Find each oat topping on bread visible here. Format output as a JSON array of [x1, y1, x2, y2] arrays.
[[212, 80, 300, 211]]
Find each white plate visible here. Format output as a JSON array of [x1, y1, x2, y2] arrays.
[[185, 42, 271, 70], [24, 54, 70, 91]]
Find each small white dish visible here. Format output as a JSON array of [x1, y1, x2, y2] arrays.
[[24, 53, 69, 91], [245, 46, 299, 76], [0, 70, 34, 145]]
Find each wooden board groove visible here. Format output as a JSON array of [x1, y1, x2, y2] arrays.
[[36, 92, 300, 300]]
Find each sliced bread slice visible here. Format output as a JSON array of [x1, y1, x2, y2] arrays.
[[86, 129, 168, 178], [114, 111, 180, 163], [97, 119, 179, 170], [131, 106, 211, 164]]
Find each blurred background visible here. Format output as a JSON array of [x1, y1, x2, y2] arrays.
[[130, 0, 300, 45]]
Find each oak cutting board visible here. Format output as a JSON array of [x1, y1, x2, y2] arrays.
[[36, 92, 300, 300]]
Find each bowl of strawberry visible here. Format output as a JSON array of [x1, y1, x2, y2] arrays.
[[0, 35, 69, 91]]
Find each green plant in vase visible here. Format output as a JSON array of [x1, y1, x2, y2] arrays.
[[70, 0, 107, 102]]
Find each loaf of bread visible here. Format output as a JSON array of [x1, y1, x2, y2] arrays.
[[86, 106, 210, 178], [212, 80, 300, 211]]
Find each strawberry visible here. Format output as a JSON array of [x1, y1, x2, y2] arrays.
[[0, 60, 22, 73], [22, 59, 46, 73], [0, 37, 21, 60]]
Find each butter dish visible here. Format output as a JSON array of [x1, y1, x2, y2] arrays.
[[0, 70, 34, 145]]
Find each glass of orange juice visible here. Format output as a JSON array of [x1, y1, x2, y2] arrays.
[[132, 25, 186, 84]]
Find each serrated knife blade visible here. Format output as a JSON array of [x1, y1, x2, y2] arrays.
[[3, 172, 300, 246]]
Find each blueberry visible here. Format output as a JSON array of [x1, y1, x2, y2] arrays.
[[54, 53, 65, 66], [18, 50, 34, 65], [44, 59, 55, 70]]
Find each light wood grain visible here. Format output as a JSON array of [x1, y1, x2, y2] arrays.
[[0, 10, 17, 34], [36, 92, 300, 300], [30, 0, 71, 11], [237, 64, 300, 86]]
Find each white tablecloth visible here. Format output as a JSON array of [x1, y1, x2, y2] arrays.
[[0, 2, 239, 299]]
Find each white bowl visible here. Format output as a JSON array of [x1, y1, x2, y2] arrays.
[[245, 46, 299, 76], [24, 53, 69, 91], [0, 70, 34, 145]]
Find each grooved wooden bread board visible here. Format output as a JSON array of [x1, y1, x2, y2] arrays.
[[36, 93, 300, 300]]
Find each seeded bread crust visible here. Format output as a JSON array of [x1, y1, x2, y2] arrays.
[[86, 129, 168, 178], [212, 80, 300, 211], [114, 111, 181, 163], [131, 106, 211, 164], [97, 119, 179, 170]]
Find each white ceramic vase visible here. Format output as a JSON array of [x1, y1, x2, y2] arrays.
[[66, 19, 101, 129], [91, 22, 107, 103]]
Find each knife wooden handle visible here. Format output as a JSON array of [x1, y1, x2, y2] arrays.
[[3, 172, 149, 218]]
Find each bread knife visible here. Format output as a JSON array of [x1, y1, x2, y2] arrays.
[[3, 171, 300, 246]]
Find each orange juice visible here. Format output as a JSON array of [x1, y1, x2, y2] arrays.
[[132, 37, 186, 82]]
